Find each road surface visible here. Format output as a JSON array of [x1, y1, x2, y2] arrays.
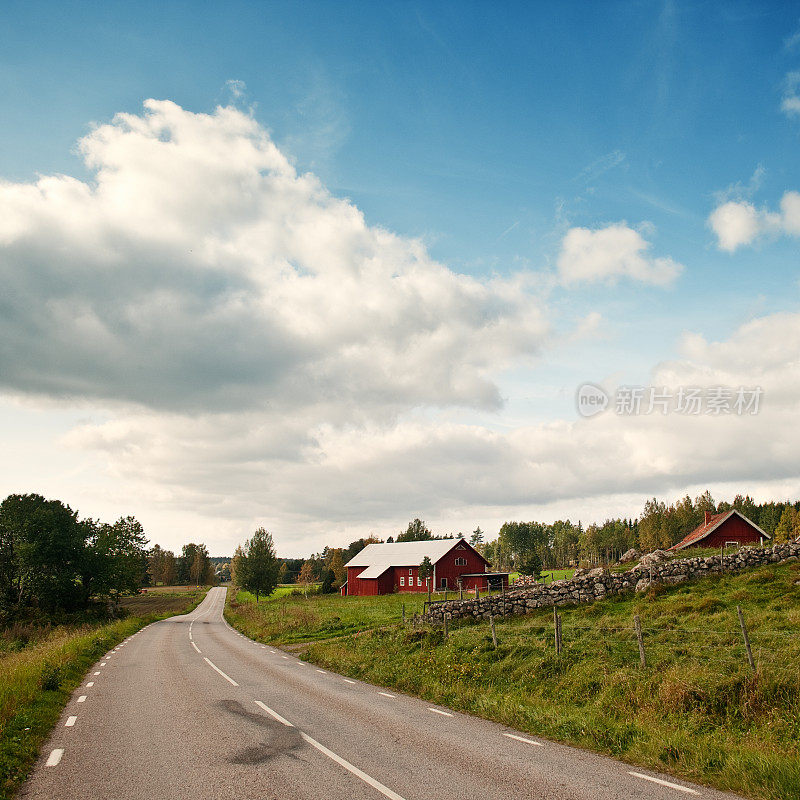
[[21, 587, 743, 800]]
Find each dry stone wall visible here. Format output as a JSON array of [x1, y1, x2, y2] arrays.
[[419, 539, 800, 624]]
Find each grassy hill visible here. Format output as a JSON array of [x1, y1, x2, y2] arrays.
[[227, 562, 800, 800]]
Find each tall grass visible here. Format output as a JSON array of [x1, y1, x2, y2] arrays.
[[229, 561, 800, 799], [0, 589, 206, 799]]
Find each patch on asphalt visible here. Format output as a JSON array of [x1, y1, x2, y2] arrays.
[[219, 700, 304, 764]]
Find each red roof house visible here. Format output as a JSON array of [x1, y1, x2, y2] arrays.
[[670, 510, 769, 551], [342, 539, 504, 596]]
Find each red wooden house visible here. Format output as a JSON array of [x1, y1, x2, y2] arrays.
[[341, 539, 506, 596], [669, 510, 769, 551]]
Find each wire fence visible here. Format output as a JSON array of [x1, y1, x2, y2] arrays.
[[420, 602, 800, 682]]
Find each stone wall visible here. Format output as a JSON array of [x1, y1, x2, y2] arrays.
[[418, 538, 800, 625]]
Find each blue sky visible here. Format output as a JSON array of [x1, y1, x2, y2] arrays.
[[1, 2, 799, 555]]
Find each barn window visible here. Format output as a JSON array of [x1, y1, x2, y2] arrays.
[[455, 557, 467, 566], [409, 568, 413, 576], [417, 577, 422, 586], [400, 577, 405, 586], [440, 578, 447, 589]]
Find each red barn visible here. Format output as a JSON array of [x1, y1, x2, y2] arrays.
[[670, 510, 770, 551], [341, 539, 505, 596]]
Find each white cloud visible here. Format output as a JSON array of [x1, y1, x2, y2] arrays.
[[556, 223, 683, 286], [0, 100, 547, 416], [782, 71, 800, 117], [59, 307, 800, 553], [707, 191, 800, 252], [4, 98, 797, 556]]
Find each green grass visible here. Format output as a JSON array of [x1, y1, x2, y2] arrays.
[[0, 588, 207, 800], [538, 568, 575, 581], [226, 588, 462, 644], [228, 563, 800, 800]]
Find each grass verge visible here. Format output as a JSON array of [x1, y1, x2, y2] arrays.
[[0, 587, 207, 800], [228, 563, 800, 800]]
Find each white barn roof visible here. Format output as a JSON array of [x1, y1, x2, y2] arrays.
[[345, 539, 478, 579]]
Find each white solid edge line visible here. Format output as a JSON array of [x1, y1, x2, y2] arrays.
[[628, 772, 700, 795], [378, 692, 396, 698], [65, 716, 77, 727], [191, 641, 201, 653], [503, 733, 543, 747], [77, 696, 86, 703], [428, 708, 453, 717], [45, 749, 64, 767], [255, 701, 294, 727], [300, 731, 407, 800], [203, 657, 238, 686]]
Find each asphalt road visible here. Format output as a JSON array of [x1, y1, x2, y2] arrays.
[[21, 587, 744, 800]]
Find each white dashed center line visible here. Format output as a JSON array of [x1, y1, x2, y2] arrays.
[[203, 657, 238, 686], [628, 772, 700, 795], [86, 682, 94, 687], [100, 662, 106, 666], [191, 641, 201, 653], [343, 679, 356, 684], [316, 669, 327, 674], [378, 692, 396, 698], [77, 696, 87, 703], [93, 672, 100, 676], [281, 655, 289, 660], [45, 749, 64, 767], [428, 708, 453, 717], [503, 733, 543, 747], [65, 716, 77, 727]]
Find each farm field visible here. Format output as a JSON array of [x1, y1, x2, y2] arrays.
[[228, 563, 800, 800], [227, 586, 471, 644], [0, 586, 208, 800]]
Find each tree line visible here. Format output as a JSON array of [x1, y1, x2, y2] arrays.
[[0, 492, 223, 621], [272, 493, 800, 590]]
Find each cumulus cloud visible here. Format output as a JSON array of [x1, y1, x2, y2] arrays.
[[708, 191, 800, 251], [0, 100, 547, 415], [556, 223, 683, 286], [61, 307, 800, 551]]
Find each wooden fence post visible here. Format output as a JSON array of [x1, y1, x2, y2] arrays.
[[737, 605, 756, 671], [490, 614, 497, 648], [634, 614, 646, 668], [501, 583, 506, 616], [474, 585, 479, 599], [553, 607, 562, 655]]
